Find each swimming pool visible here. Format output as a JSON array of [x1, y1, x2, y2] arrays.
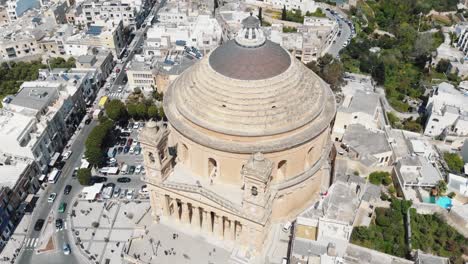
[[435, 196, 453, 209]]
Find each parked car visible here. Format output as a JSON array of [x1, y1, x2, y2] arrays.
[[129, 147, 135, 154], [135, 165, 142, 174], [139, 185, 149, 195], [62, 150, 72, 160], [58, 202, 67, 213], [133, 122, 139, 129], [117, 177, 131, 183], [124, 146, 130, 153], [113, 187, 121, 198], [120, 189, 127, 199], [48, 193, 57, 203], [120, 138, 127, 146], [128, 122, 134, 129], [121, 132, 131, 137], [34, 219, 45, 231], [129, 165, 135, 174], [72, 167, 78, 178], [63, 243, 71, 255], [85, 118, 92, 125], [64, 185, 72, 195], [117, 147, 123, 153], [126, 138, 133, 146], [126, 189, 134, 199], [55, 218, 63, 229]]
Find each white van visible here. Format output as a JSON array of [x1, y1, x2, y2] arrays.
[[121, 164, 129, 174]]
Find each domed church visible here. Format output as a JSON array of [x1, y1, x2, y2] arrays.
[[140, 14, 336, 253]]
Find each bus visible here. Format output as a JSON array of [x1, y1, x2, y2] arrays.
[[48, 152, 61, 167], [48, 169, 61, 184]]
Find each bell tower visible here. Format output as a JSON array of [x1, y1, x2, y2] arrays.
[[139, 121, 174, 184], [241, 152, 273, 215]]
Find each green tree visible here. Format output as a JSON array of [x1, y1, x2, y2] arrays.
[[436, 180, 447, 195], [127, 103, 138, 119], [77, 168, 91, 186], [147, 105, 159, 119], [136, 103, 147, 120], [436, 59, 451, 73], [281, 5, 287, 20], [443, 152, 464, 173], [369, 171, 392, 186], [158, 106, 165, 120], [105, 99, 127, 121]]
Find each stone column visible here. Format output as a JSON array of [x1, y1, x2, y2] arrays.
[[162, 196, 170, 217], [173, 200, 180, 222], [214, 215, 223, 239], [202, 210, 211, 233], [192, 206, 201, 229], [181, 202, 190, 224], [229, 220, 236, 241]]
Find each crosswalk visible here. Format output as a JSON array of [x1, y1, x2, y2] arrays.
[[108, 92, 124, 98], [23, 238, 39, 249]]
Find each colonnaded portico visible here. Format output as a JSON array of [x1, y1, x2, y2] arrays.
[[140, 14, 336, 256]]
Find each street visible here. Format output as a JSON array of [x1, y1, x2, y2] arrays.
[[16, 120, 97, 264], [324, 8, 353, 57]]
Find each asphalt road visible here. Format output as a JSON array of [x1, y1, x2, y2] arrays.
[[16, 120, 97, 264], [109, 1, 166, 95], [324, 9, 353, 57]]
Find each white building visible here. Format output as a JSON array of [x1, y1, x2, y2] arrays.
[[332, 90, 382, 141], [0, 71, 91, 172], [246, 0, 318, 13], [424, 82, 468, 137], [79, 0, 138, 27], [393, 156, 443, 197], [64, 19, 125, 57], [269, 17, 339, 63]]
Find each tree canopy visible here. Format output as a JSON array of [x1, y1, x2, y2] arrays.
[[85, 118, 113, 166], [443, 152, 464, 173], [306, 54, 344, 91], [368, 171, 392, 186], [105, 99, 127, 121], [77, 168, 91, 186]]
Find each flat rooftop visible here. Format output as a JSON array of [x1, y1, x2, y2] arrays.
[[0, 161, 28, 188]]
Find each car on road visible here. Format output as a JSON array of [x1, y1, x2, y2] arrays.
[[117, 177, 131, 183], [34, 219, 45, 231], [117, 86, 123, 93], [62, 150, 72, 160], [117, 146, 123, 153], [85, 117, 92, 125], [58, 202, 67, 213], [133, 122, 139, 129], [135, 165, 142, 174], [115, 68, 121, 73], [129, 165, 135, 174], [72, 167, 78, 178], [55, 219, 63, 229], [48, 193, 57, 203], [63, 243, 71, 255], [64, 185, 72, 195], [126, 189, 134, 199]]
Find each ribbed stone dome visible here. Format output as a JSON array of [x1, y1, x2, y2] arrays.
[[164, 45, 333, 138]]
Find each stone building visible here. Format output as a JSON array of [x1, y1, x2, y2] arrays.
[[140, 15, 336, 255]]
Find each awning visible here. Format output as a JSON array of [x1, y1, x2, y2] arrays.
[[82, 183, 104, 200], [25, 194, 35, 203]]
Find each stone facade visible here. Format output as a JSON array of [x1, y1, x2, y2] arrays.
[[141, 16, 336, 255]]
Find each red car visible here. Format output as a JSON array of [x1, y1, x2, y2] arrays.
[[115, 68, 121, 73], [126, 138, 133, 147]]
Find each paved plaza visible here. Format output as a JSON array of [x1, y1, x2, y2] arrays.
[[68, 198, 233, 264]]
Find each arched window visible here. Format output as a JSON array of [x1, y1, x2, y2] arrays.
[[277, 160, 287, 179], [208, 158, 217, 178]]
